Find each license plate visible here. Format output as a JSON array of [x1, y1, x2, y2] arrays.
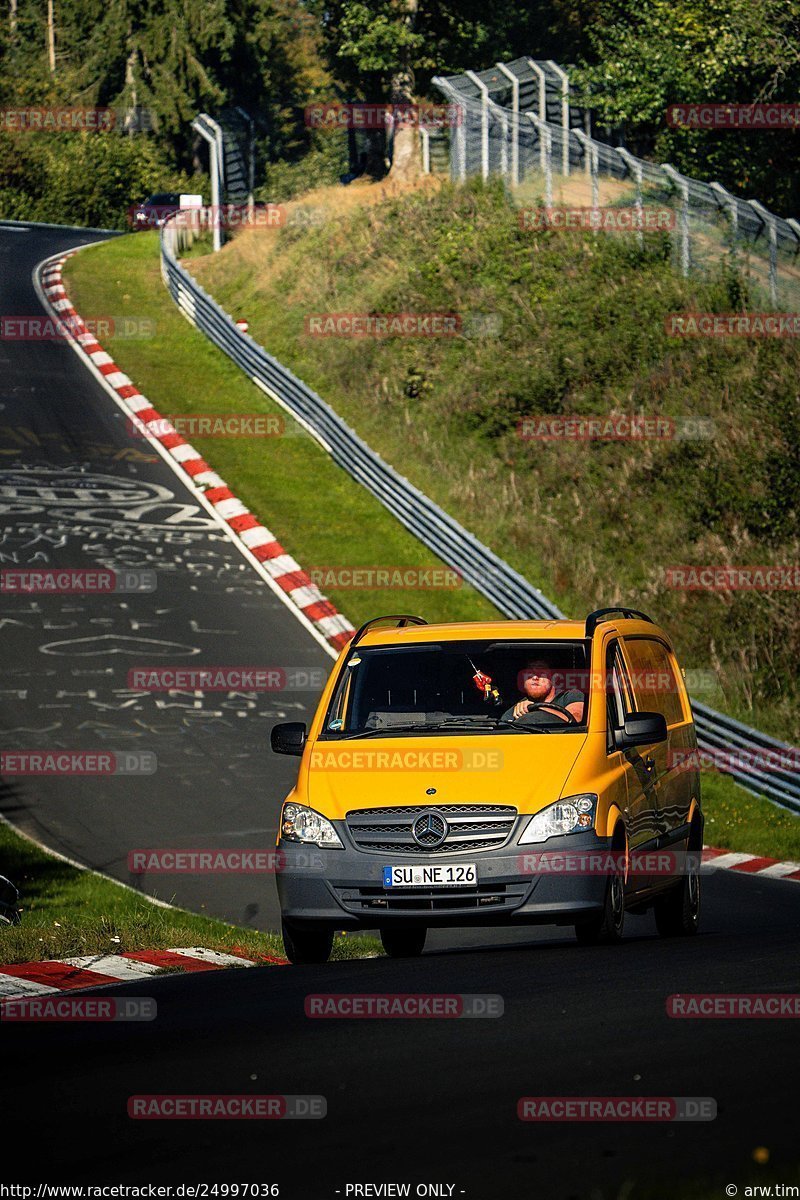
[[383, 863, 477, 888]]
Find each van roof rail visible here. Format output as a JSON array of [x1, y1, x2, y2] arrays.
[[348, 614, 428, 650], [585, 608, 654, 638]]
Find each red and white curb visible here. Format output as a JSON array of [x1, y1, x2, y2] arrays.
[[37, 254, 355, 653], [702, 846, 800, 881], [0, 946, 285, 1001]]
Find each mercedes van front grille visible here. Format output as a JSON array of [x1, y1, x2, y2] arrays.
[[345, 804, 517, 855]]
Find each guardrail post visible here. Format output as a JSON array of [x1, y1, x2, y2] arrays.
[[748, 199, 779, 307], [662, 164, 690, 276], [465, 70, 490, 180], [496, 62, 520, 186]]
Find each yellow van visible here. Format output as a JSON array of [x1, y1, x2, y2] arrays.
[[271, 609, 702, 963]]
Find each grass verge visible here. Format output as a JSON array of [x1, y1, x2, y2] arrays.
[[65, 229, 499, 628], [0, 818, 380, 966]]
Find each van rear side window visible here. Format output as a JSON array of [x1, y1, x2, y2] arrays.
[[622, 637, 685, 725]]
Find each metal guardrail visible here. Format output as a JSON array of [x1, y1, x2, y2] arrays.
[[159, 222, 799, 815]]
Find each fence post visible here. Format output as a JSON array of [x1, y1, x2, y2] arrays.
[[497, 61, 520, 186], [709, 182, 739, 272], [546, 59, 570, 176], [662, 164, 690, 277], [191, 115, 224, 252], [525, 58, 547, 122], [465, 70, 490, 180], [419, 126, 430, 175], [431, 78, 466, 182], [528, 114, 552, 207], [615, 147, 644, 248], [748, 199, 779, 308], [490, 101, 509, 180], [525, 59, 549, 176], [573, 129, 598, 209]]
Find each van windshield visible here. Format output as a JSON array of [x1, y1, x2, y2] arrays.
[[321, 639, 590, 738]]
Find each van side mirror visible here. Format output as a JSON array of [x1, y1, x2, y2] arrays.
[[615, 711, 667, 750], [271, 722, 307, 756]]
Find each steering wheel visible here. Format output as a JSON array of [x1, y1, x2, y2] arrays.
[[519, 701, 579, 725]]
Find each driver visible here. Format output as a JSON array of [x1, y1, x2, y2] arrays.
[[503, 658, 584, 724]]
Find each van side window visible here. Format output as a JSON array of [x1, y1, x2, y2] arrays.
[[605, 641, 634, 751], [622, 637, 685, 726]]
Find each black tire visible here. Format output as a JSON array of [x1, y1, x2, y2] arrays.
[[575, 866, 625, 945], [380, 927, 427, 958], [653, 864, 701, 937], [281, 919, 334, 965]]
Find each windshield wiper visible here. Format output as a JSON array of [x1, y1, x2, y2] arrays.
[[493, 719, 551, 734], [332, 724, 441, 740], [332, 717, 500, 739], [331, 717, 557, 739]]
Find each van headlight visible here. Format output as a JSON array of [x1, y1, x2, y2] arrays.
[[281, 802, 343, 848], [519, 794, 598, 844]]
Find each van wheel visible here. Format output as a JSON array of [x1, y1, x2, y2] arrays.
[[380, 927, 427, 958], [654, 866, 701, 937], [281, 920, 334, 965], [575, 868, 625, 945]]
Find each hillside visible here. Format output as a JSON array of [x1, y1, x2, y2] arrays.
[[185, 177, 800, 741]]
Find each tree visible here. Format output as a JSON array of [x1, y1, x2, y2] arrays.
[[572, 0, 800, 214]]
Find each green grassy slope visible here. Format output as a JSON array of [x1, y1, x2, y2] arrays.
[[187, 178, 800, 743]]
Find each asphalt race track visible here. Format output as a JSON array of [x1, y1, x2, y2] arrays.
[[6, 868, 800, 1196], [0, 223, 332, 928], [2, 225, 799, 1196]]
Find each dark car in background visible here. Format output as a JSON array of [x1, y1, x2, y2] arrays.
[[130, 192, 202, 230]]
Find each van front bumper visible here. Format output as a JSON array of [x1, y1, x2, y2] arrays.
[[276, 830, 613, 930]]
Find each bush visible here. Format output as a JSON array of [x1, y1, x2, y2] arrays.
[[0, 130, 207, 229]]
